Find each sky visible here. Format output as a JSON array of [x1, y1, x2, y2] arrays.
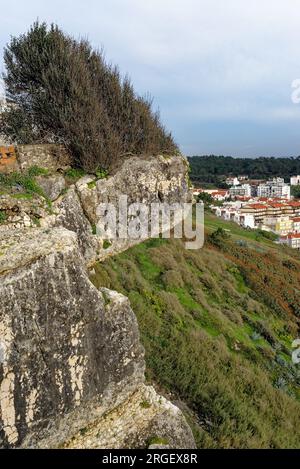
[[1, 0, 300, 157]]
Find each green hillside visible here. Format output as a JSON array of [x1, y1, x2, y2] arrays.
[[90, 213, 300, 448]]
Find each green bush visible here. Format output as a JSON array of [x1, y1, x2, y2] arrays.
[[27, 166, 49, 177], [0, 210, 7, 224], [95, 168, 108, 179], [291, 185, 300, 199], [208, 228, 230, 247], [1, 21, 178, 172], [0, 167, 52, 208], [103, 240, 112, 249], [64, 168, 86, 181]]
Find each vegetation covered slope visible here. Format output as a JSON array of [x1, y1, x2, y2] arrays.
[[90, 214, 300, 448]]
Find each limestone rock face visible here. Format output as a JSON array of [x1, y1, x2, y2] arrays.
[[35, 174, 66, 201], [75, 175, 98, 223], [0, 229, 145, 448], [45, 187, 99, 264], [78, 154, 191, 224], [63, 384, 196, 449], [1, 154, 192, 264], [74, 154, 192, 261], [0, 194, 48, 233], [0, 151, 195, 449]]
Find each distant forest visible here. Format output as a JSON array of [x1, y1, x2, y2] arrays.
[[188, 155, 300, 185]]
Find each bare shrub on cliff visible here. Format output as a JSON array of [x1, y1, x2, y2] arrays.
[[1, 22, 178, 171]]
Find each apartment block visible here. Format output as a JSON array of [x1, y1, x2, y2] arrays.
[[229, 184, 252, 198], [257, 178, 290, 200]]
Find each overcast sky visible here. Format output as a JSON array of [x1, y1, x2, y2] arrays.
[[1, 0, 300, 157]]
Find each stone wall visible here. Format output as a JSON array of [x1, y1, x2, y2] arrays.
[[17, 144, 71, 172], [0, 143, 71, 174]]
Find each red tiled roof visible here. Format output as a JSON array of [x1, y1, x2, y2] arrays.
[[211, 191, 227, 196], [287, 201, 300, 207], [267, 203, 284, 208], [244, 204, 267, 210], [281, 233, 300, 239]]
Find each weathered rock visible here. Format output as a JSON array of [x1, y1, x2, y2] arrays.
[[74, 154, 192, 261], [0, 193, 48, 233], [0, 151, 196, 449], [42, 187, 99, 265], [1, 154, 192, 264], [63, 384, 196, 449], [17, 144, 71, 172], [0, 229, 145, 448], [75, 175, 98, 223], [35, 174, 66, 201], [77, 154, 191, 224]]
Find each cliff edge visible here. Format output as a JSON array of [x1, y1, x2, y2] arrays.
[[0, 146, 195, 448]]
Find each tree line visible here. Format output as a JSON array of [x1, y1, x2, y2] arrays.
[[188, 155, 300, 184]]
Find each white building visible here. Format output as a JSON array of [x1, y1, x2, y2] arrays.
[[291, 175, 300, 186], [279, 233, 300, 249], [239, 213, 256, 229], [210, 190, 229, 201], [229, 184, 252, 198], [226, 177, 240, 186], [257, 178, 290, 200], [292, 217, 300, 233]]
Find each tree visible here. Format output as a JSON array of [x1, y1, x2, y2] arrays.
[[1, 22, 178, 171], [291, 185, 300, 199], [197, 192, 213, 205], [188, 155, 300, 184], [208, 228, 230, 247]]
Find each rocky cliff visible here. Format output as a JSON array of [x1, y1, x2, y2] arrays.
[[0, 147, 195, 449]]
